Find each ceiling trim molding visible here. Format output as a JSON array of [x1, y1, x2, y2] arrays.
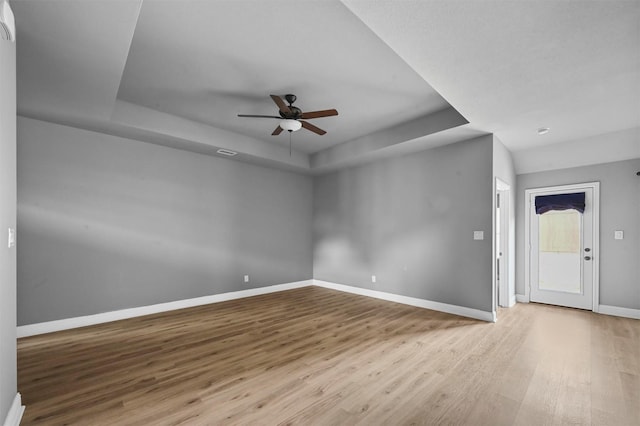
[[110, 100, 311, 171], [311, 106, 469, 172]]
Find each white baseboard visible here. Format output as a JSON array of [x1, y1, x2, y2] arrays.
[[313, 280, 496, 322], [2, 393, 24, 426], [509, 295, 517, 307], [18, 278, 501, 337], [598, 304, 640, 320], [17, 280, 313, 337], [513, 296, 638, 320]]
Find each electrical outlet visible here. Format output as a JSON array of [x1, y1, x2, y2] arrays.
[[244, 275, 249, 283], [371, 275, 376, 283], [614, 230, 624, 240], [473, 231, 484, 240]]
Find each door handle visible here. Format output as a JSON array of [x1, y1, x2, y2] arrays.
[[584, 256, 592, 261], [585, 248, 591, 252]]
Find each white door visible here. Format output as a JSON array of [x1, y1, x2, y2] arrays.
[[528, 184, 598, 310]]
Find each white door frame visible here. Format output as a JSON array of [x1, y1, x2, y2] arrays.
[[524, 182, 600, 312], [494, 179, 511, 309]]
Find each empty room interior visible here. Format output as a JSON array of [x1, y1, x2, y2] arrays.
[[1, 0, 639, 425]]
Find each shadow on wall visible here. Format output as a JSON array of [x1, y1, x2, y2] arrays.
[[313, 136, 495, 313], [17, 117, 314, 325]]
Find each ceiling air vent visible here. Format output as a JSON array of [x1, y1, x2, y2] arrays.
[[0, 0, 15, 42], [216, 149, 237, 157]]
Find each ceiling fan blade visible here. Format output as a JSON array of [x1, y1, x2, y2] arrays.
[[270, 95, 291, 114], [272, 126, 284, 136], [301, 109, 338, 119], [238, 114, 281, 119], [301, 120, 326, 135]]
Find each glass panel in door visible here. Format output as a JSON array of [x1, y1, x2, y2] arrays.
[[538, 210, 581, 294]]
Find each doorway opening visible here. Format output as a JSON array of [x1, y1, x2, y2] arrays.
[[494, 178, 512, 316]]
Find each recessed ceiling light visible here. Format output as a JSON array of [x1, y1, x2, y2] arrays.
[[537, 127, 550, 135], [216, 148, 237, 157]]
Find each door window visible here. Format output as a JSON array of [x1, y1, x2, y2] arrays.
[[538, 209, 581, 294]]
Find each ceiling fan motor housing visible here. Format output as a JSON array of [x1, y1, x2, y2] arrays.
[[279, 106, 302, 119]]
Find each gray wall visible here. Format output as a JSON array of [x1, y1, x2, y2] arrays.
[[516, 158, 640, 309], [0, 36, 17, 422], [313, 135, 495, 313], [17, 117, 313, 325], [493, 136, 516, 190]]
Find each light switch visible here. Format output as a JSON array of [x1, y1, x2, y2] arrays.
[[473, 231, 484, 240], [614, 230, 624, 240]]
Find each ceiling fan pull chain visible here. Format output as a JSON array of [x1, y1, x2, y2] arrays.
[[289, 131, 292, 156]]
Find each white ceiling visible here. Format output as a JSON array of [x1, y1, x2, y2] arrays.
[[343, 0, 640, 166], [11, 0, 640, 173], [117, 0, 450, 154], [14, 0, 140, 122]]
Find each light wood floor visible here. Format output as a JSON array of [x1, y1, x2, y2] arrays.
[[18, 287, 640, 425]]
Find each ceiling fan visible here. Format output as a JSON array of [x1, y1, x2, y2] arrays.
[[238, 94, 338, 136]]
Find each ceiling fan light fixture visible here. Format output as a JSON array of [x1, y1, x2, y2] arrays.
[[280, 119, 302, 132]]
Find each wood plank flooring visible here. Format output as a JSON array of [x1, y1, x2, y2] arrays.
[[18, 286, 640, 425]]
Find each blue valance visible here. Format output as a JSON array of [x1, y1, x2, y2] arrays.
[[535, 192, 585, 215]]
